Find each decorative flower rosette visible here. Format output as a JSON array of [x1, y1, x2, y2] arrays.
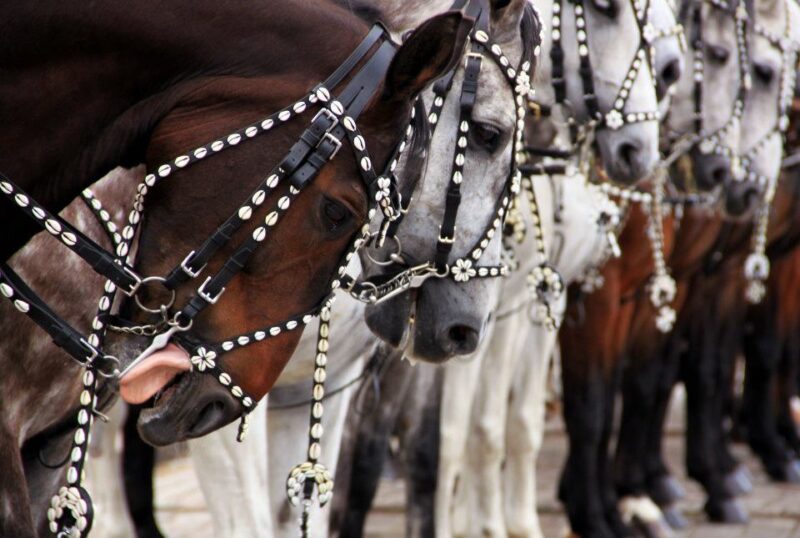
[[744, 252, 770, 304]]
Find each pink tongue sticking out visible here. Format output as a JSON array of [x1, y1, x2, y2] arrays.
[[120, 343, 192, 405]]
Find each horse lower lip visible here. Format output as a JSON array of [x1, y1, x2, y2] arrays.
[[153, 373, 184, 408]]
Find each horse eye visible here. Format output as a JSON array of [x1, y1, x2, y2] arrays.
[[707, 44, 730, 65], [591, 0, 619, 17], [754, 62, 775, 84], [321, 199, 352, 231], [471, 123, 503, 153]]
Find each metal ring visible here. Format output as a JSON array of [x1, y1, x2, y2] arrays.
[[434, 264, 450, 278], [169, 311, 194, 332], [364, 235, 403, 267], [134, 276, 177, 314], [96, 355, 121, 379]]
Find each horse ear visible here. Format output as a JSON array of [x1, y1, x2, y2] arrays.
[[490, 0, 527, 42], [384, 12, 472, 102]]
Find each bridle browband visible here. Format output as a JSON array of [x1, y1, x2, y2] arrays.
[[0, 23, 420, 537]]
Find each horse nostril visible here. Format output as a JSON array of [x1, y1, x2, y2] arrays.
[[744, 187, 760, 207], [659, 59, 682, 90], [443, 324, 480, 355], [617, 142, 639, 170], [711, 164, 729, 185]]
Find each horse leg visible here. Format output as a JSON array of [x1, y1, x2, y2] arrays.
[[336, 356, 416, 538], [123, 404, 164, 538], [643, 343, 687, 529], [464, 313, 527, 538], [401, 367, 442, 538], [615, 347, 673, 535], [0, 422, 36, 538], [713, 326, 749, 495], [775, 336, 800, 472], [597, 362, 636, 537], [559, 356, 615, 538], [681, 332, 747, 524], [437, 343, 487, 538], [84, 401, 137, 538], [504, 323, 558, 538], [742, 316, 797, 482], [189, 401, 271, 537]]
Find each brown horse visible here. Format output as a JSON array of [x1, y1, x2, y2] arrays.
[[616, 19, 800, 521], [557, 197, 677, 537], [0, 2, 470, 535], [1, 0, 468, 445]]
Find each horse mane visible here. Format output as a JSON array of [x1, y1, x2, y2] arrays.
[[521, 2, 543, 73], [333, 0, 387, 23]]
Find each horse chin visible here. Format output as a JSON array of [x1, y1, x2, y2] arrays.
[[365, 291, 415, 349], [137, 371, 242, 447], [721, 178, 763, 220]]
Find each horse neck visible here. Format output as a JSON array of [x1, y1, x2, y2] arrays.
[[0, 0, 365, 204]]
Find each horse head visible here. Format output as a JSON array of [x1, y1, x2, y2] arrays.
[[724, 0, 799, 216], [105, 7, 470, 446], [356, 0, 540, 362], [534, 0, 665, 184], [667, 0, 749, 191]]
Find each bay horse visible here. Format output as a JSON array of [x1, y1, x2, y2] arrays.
[[554, 0, 764, 534], [614, 0, 800, 526], [0, 1, 470, 535], [741, 104, 800, 481]]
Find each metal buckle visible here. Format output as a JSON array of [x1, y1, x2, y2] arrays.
[[312, 107, 340, 133], [179, 250, 207, 279], [320, 132, 343, 160], [120, 266, 143, 297], [80, 338, 100, 363], [438, 225, 456, 244], [198, 276, 226, 305], [464, 51, 483, 67]]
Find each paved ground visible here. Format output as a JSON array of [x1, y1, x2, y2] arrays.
[[152, 394, 800, 537]]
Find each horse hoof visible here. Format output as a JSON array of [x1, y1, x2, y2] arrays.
[[786, 460, 800, 483], [723, 467, 753, 496], [648, 474, 686, 505], [631, 517, 673, 538], [705, 498, 749, 524], [769, 459, 800, 483], [660, 506, 689, 530]]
